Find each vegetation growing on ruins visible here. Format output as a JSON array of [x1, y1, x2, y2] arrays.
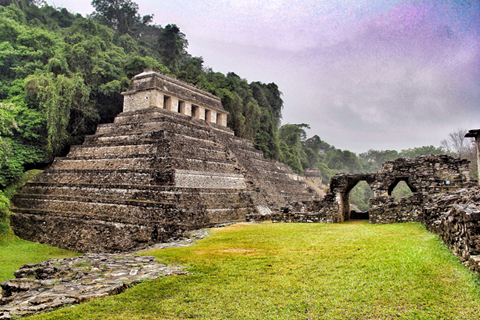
[[0, 169, 79, 281], [19, 222, 480, 319]]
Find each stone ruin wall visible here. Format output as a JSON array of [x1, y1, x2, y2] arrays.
[[423, 187, 480, 273], [249, 155, 472, 224], [368, 193, 425, 224]]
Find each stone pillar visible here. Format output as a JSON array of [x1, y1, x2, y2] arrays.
[[198, 106, 205, 120], [339, 192, 350, 222], [465, 129, 480, 185], [157, 91, 165, 109], [185, 102, 192, 116], [210, 110, 217, 124], [169, 97, 179, 112], [205, 109, 217, 123], [152, 90, 163, 108], [374, 190, 387, 197], [476, 137, 480, 185], [217, 113, 227, 126]]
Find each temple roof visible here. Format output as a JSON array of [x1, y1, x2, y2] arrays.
[[465, 129, 480, 138]]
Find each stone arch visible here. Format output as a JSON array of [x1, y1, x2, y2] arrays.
[[387, 177, 417, 196], [328, 155, 471, 224], [341, 178, 375, 221], [330, 174, 376, 222]]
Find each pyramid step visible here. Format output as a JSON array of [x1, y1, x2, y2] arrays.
[[67, 143, 229, 162], [14, 186, 252, 208], [11, 207, 203, 227], [34, 167, 246, 189], [49, 157, 238, 173], [34, 169, 172, 185], [96, 119, 216, 141], [12, 198, 250, 227]]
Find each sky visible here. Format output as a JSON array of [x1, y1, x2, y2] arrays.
[[46, 0, 480, 153]]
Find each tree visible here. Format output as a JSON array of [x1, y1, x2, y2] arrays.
[[157, 24, 188, 73], [399, 145, 445, 158], [278, 124, 310, 174], [25, 72, 91, 154], [358, 149, 399, 171], [441, 128, 477, 179], [440, 129, 473, 159], [250, 81, 283, 160], [326, 149, 362, 173], [91, 0, 152, 36]]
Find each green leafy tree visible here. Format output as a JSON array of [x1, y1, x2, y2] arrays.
[[278, 124, 310, 174], [399, 145, 445, 158], [251, 81, 283, 160], [157, 24, 188, 73], [25, 73, 91, 154], [358, 149, 399, 172], [91, 0, 152, 36]]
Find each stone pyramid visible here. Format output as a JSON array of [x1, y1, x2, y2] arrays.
[[12, 71, 319, 252]]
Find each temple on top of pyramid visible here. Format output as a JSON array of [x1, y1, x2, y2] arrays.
[[122, 70, 228, 127]]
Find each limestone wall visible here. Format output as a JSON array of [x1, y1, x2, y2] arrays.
[[247, 193, 341, 223], [369, 193, 424, 224], [327, 155, 471, 222], [423, 187, 480, 273]]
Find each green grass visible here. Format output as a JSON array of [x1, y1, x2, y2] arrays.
[[0, 233, 80, 282], [22, 221, 480, 319], [0, 169, 80, 281]]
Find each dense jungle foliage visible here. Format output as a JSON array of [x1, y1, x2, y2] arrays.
[[0, 0, 475, 213]]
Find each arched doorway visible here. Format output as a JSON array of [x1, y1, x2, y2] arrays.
[[388, 178, 416, 198], [338, 176, 375, 221], [349, 180, 373, 219]]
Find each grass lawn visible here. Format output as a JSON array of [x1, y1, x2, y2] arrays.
[[20, 221, 480, 319], [0, 232, 80, 282]]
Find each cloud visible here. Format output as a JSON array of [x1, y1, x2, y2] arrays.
[[276, 1, 480, 152]]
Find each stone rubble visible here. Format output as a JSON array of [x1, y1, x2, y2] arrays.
[[246, 194, 339, 223], [0, 229, 210, 319]]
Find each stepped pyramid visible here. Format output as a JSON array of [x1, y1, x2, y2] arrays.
[[12, 71, 319, 253]]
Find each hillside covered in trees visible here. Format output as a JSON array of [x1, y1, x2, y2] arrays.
[[0, 0, 476, 212], [0, 0, 283, 187]]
